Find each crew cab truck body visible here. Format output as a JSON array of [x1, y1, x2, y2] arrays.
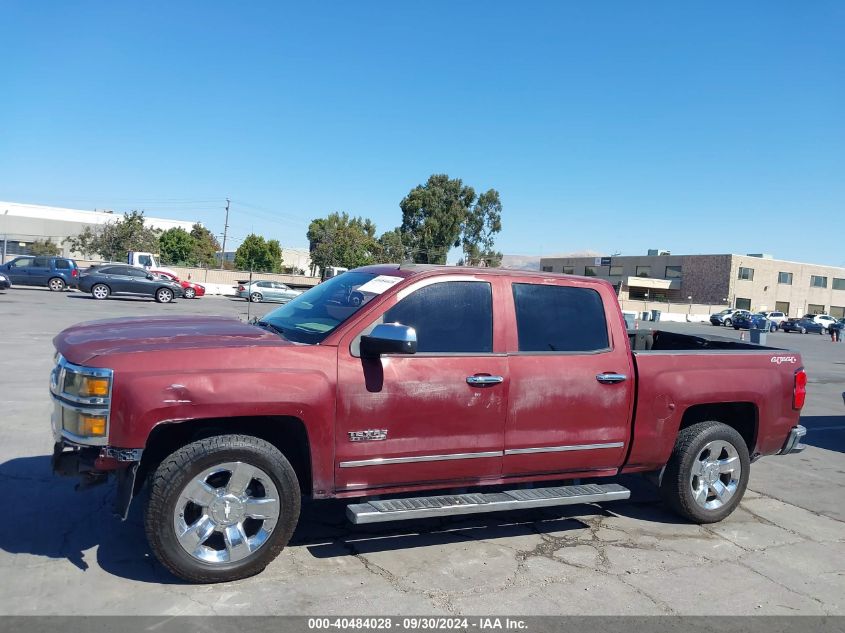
[[49, 265, 808, 583]]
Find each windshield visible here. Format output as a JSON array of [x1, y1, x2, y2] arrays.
[[259, 271, 404, 344]]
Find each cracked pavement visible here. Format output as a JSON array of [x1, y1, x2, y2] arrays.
[[0, 290, 842, 615]]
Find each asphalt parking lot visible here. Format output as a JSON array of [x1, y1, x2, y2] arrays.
[[0, 287, 843, 615]]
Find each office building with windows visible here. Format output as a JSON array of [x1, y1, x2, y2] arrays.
[[538, 251, 845, 318]]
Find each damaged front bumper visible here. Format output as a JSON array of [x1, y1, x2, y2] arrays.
[[51, 441, 142, 520]]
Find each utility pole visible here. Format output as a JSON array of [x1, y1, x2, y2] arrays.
[[220, 198, 230, 269]]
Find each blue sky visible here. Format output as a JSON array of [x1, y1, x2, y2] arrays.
[[1, 2, 843, 264]]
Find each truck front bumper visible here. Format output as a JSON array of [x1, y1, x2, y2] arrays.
[[52, 441, 142, 520], [779, 425, 807, 455]]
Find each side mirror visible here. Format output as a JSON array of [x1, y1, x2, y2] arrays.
[[360, 323, 417, 357], [146, 274, 155, 280]]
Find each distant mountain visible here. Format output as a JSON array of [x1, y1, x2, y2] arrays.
[[500, 254, 541, 270]]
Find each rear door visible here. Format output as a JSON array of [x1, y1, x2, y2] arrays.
[[503, 279, 634, 476], [28, 257, 52, 286]]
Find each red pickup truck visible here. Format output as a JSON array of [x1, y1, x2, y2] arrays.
[[49, 265, 808, 583]]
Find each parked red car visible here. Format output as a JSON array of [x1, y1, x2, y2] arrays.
[[151, 270, 205, 299]]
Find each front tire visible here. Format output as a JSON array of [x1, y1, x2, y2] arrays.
[[48, 277, 66, 292], [183, 287, 196, 299], [155, 288, 174, 303], [659, 421, 750, 524], [724, 319, 732, 327], [144, 434, 301, 583]]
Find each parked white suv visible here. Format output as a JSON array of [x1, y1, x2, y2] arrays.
[[761, 311, 787, 326], [805, 314, 836, 332]]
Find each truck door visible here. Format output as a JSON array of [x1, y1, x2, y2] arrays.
[[335, 276, 509, 492], [503, 280, 634, 476]]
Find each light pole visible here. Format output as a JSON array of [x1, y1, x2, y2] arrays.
[[688, 295, 693, 315], [1, 210, 9, 265]]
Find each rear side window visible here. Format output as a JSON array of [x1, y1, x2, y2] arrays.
[[127, 268, 148, 277], [32, 257, 49, 267], [512, 283, 609, 352], [55, 259, 70, 270], [383, 281, 493, 353]]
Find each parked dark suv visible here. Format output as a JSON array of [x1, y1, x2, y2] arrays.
[[78, 264, 183, 303], [0, 256, 79, 291]]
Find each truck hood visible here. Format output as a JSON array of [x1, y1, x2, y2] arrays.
[[54, 315, 294, 364]]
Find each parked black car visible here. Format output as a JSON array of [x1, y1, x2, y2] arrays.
[[0, 256, 79, 291], [780, 318, 825, 334], [78, 265, 183, 303], [0, 271, 10, 290]]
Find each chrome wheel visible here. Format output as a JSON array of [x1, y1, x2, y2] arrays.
[[48, 278, 65, 291], [174, 461, 280, 565], [184, 287, 196, 299], [91, 284, 110, 300], [250, 292, 262, 303], [689, 440, 741, 511], [156, 288, 173, 303]]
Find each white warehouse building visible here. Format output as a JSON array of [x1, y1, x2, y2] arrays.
[[0, 201, 197, 263]]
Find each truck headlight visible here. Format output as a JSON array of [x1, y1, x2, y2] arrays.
[[62, 411, 108, 438], [50, 353, 113, 445], [79, 376, 110, 397]]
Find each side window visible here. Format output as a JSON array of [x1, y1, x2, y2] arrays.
[[382, 281, 493, 354], [256, 281, 270, 288], [127, 268, 148, 278], [32, 257, 49, 267], [11, 258, 33, 269], [55, 259, 71, 270], [512, 283, 609, 352]]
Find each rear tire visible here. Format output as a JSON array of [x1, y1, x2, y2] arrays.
[[144, 434, 301, 583], [48, 277, 66, 292], [91, 284, 110, 300], [250, 292, 262, 303], [660, 421, 750, 524]]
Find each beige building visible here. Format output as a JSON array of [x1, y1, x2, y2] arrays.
[[539, 251, 845, 318]]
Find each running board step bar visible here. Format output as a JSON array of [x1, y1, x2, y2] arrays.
[[346, 483, 630, 524]]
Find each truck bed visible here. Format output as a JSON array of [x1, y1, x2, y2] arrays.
[[628, 329, 784, 352]]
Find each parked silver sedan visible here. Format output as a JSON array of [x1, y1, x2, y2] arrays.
[[237, 280, 302, 303]]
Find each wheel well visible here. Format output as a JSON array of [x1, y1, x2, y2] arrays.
[[680, 403, 758, 454], [138, 416, 313, 496]]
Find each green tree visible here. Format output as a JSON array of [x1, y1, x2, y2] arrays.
[[375, 228, 406, 263], [29, 238, 62, 256], [462, 189, 503, 267], [158, 228, 195, 265], [65, 210, 161, 261], [399, 174, 479, 264], [266, 239, 284, 273], [189, 223, 220, 268], [307, 212, 379, 272], [234, 233, 282, 272]]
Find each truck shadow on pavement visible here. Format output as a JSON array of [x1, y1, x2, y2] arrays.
[[799, 415, 845, 453], [0, 456, 684, 584]]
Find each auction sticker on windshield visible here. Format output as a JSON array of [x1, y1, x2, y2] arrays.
[[355, 275, 404, 295]]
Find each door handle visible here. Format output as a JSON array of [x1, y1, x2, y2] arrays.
[[596, 373, 627, 384], [466, 375, 504, 386]]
